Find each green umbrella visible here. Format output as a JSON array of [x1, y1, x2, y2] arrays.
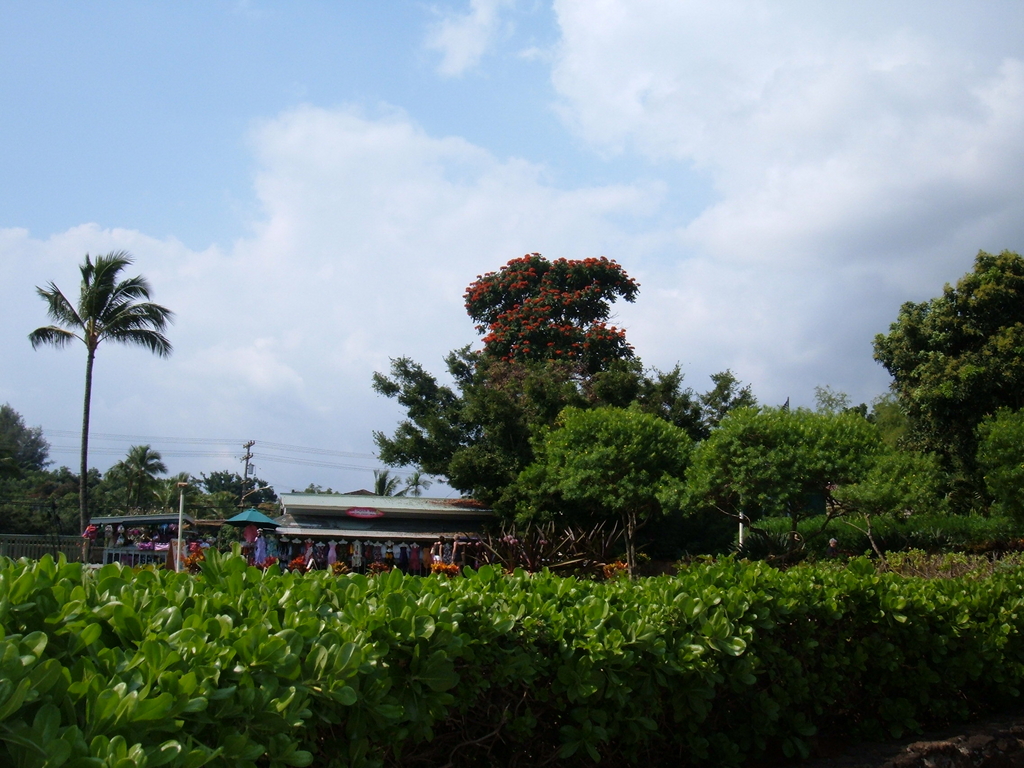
[[224, 508, 280, 528]]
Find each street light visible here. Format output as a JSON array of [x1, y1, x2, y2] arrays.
[[176, 482, 188, 572]]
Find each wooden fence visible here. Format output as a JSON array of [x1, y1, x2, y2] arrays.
[[0, 534, 89, 562]]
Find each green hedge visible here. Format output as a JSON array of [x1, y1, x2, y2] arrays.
[[761, 512, 1024, 557], [3, 551, 1024, 767]]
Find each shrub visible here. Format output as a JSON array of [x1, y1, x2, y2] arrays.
[[3, 551, 1024, 766]]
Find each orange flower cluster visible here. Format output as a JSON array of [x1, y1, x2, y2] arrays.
[[463, 253, 639, 373], [602, 560, 629, 580], [430, 562, 461, 578], [183, 550, 205, 574]]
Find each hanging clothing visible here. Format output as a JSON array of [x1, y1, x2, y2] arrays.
[[351, 540, 363, 569], [327, 541, 337, 565], [313, 542, 328, 569], [254, 534, 268, 565]]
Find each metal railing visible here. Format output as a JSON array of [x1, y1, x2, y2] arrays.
[[0, 534, 89, 562]]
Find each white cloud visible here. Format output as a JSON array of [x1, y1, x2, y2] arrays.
[[550, 0, 1024, 405], [424, 0, 516, 76], [0, 104, 660, 490], [6, 1, 1024, 494]]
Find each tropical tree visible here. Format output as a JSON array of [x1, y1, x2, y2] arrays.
[[372, 469, 406, 497], [464, 253, 640, 373], [375, 254, 755, 504], [29, 251, 174, 532], [685, 407, 884, 535], [873, 250, 1024, 509], [513, 406, 692, 575], [154, 472, 202, 514], [0, 404, 50, 473], [403, 470, 432, 497], [200, 471, 277, 506], [109, 444, 167, 513], [697, 369, 757, 436], [977, 407, 1024, 519]]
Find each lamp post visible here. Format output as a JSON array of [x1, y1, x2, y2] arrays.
[[176, 482, 188, 572]]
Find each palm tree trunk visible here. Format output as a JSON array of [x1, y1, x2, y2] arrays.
[[80, 347, 95, 535]]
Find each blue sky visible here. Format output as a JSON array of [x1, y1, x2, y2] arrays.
[[2, 1, 1024, 495]]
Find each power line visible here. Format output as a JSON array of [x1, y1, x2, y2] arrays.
[[47, 445, 241, 458], [253, 455, 384, 471], [256, 441, 376, 459], [47, 446, 384, 472], [44, 430, 242, 445], [42, 430, 378, 459]]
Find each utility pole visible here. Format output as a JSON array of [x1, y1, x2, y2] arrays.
[[240, 440, 255, 507]]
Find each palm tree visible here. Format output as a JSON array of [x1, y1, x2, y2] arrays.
[[373, 469, 406, 497], [111, 444, 168, 512], [155, 472, 198, 514], [403, 470, 432, 497], [29, 252, 173, 533]]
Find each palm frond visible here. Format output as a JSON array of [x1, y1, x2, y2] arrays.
[[102, 328, 173, 357], [28, 326, 79, 349], [110, 275, 154, 302], [103, 301, 174, 334], [36, 283, 84, 328]]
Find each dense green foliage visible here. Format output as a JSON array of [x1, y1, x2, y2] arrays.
[[0, 422, 277, 535], [760, 512, 1024, 558], [977, 408, 1024, 520], [685, 407, 884, 527], [4, 552, 1024, 767], [374, 256, 755, 504], [512, 406, 691, 573], [0, 405, 50, 475], [873, 250, 1024, 508]]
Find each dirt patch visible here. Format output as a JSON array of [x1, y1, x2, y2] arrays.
[[794, 710, 1024, 767]]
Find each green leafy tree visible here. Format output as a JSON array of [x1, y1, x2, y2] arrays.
[[374, 349, 589, 503], [870, 392, 909, 448], [977, 408, 1024, 519], [873, 250, 1024, 508], [513, 406, 692, 575], [201, 471, 276, 506], [376, 255, 755, 503], [831, 449, 947, 557], [0, 404, 50, 473], [699, 370, 757, 434], [29, 251, 173, 532], [685, 407, 884, 536], [814, 385, 851, 414]]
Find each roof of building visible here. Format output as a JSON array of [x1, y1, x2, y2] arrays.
[[90, 512, 196, 526], [278, 493, 490, 517], [275, 493, 492, 541]]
